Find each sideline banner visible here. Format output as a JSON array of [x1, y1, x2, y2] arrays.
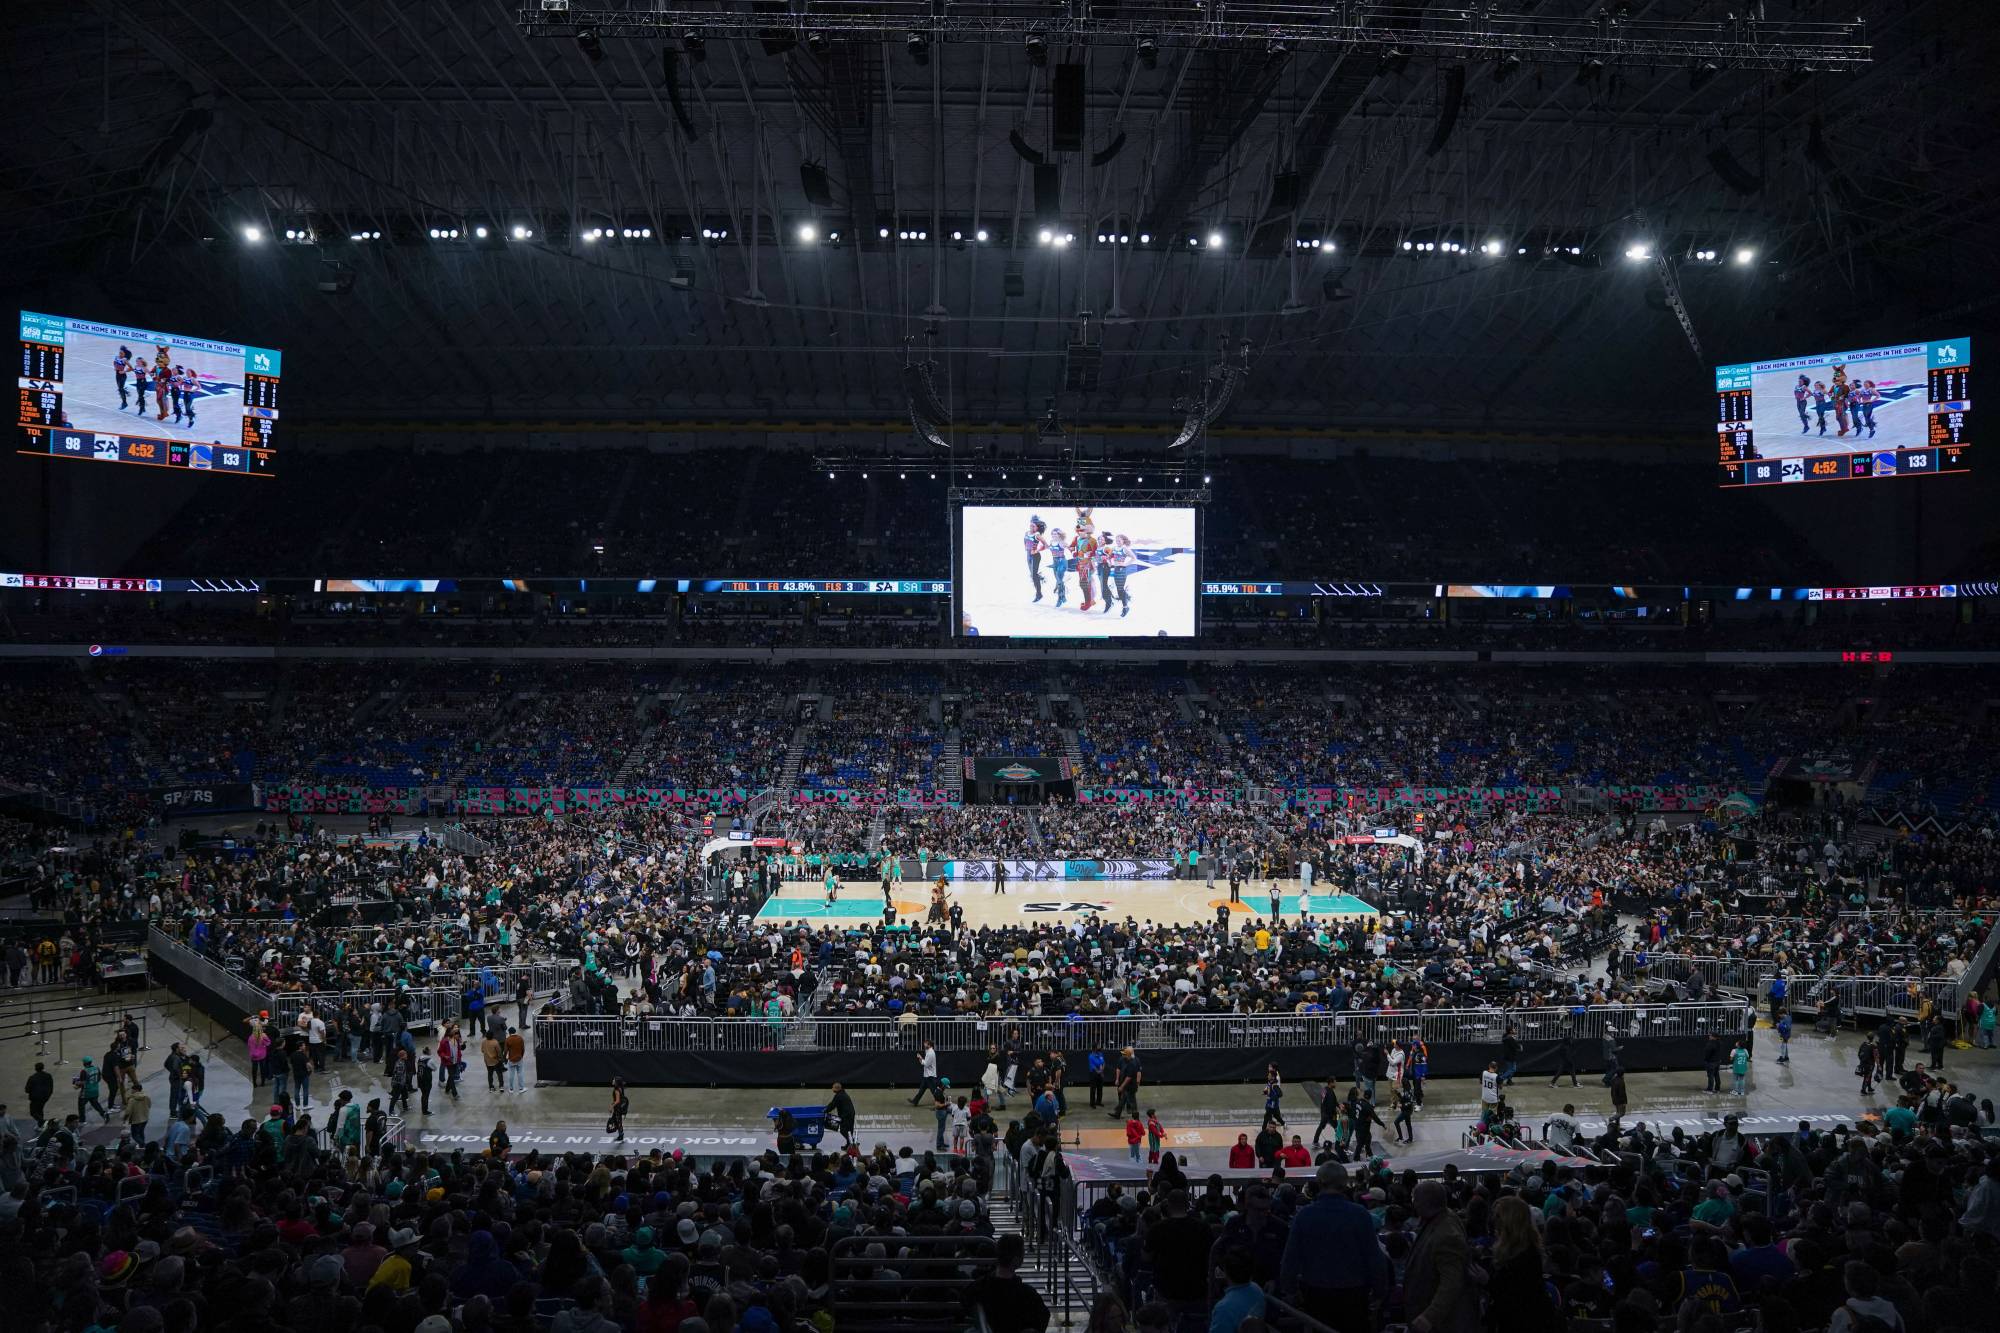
[[936, 859, 1177, 881]]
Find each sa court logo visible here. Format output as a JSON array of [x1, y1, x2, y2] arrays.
[[1022, 901, 1111, 914]]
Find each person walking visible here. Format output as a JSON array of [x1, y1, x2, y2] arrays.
[[1857, 1032, 1878, 1098], [1262, 1064, 1286, 1127], [73, 1058, 110, 1124], [1776, 1009, 1793, 1064], [415, 1047, 436, 1116], [1311, 1076, 1342, 1147], [1393, 1082, 1417, 1144], [824, 1081, 856, 1145], [1351, 1095, 1385, 1159], [1547, 1032, 1579, 1087], [607, 1077, 630, 1143], [1109, 1047, 1143, 1120], [24, 1062, 54, 1123], [1730, 1038, 1751, 1096], [388, 1050, 413, 1115], [122, 1079, 151, 1145], [1702, 1032, 1723, 1094], [911, 1039, 942, 1105]]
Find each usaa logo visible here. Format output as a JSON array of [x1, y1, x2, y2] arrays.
[[252, 352, 273, 372]]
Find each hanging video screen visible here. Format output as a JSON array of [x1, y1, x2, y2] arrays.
[[17, 310, 280, 477], [1716, 335, 1968, 486], [956, 504, 1199, 638]]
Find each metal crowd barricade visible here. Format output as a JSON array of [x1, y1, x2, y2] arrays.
[[1793, 975, 1958, 1019], [829, 1233, 998, 1331], [1624, 954, 1777, 998], [533, 1001, 1756, 1056], [146, 926, 272, 1019], [268, 985, 462, 1031]]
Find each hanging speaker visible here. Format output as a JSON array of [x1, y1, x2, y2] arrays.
[[1034, 164, 1061, 222], [1053, 63, 1085, 152], [800, 162, 833, 208], [1426, 65, 1464, 156], [1706, 145, 1764, 196], [1267, 170, 1299, 214]]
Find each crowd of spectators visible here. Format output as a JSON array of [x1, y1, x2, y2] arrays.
[[1078, 1118, 2000, 1333]]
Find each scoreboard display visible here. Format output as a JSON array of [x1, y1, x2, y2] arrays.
[[1716, 335, 1969, 487], [17, 310, 281, 477]]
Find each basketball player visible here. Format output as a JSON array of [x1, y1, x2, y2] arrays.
[[112, 347, 132, 409], [130, 359, 150, 416], [1792, 374, 1811, 433], [1023, 516, 1047, 603]]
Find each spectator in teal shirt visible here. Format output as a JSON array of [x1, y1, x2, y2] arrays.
[[1210, 1248, 1267, 1333]]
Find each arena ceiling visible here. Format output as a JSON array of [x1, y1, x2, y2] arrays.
[[4, 1, 1997, 434]]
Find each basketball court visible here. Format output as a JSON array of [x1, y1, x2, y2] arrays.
[[752, 878, 1379, 928]]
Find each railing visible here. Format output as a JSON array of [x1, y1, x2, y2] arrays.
[[436, 822, 492, 855], [268, 986, 461, 1031], [828, 1232, 997, 1332], [1791, 974, 1960, 1021], [1623, 954, 1777, 997], [1957, 925, 2000, 1013], [1621, 949, 1965, 1020], [533, 1001, 1754, 1055], [147, 925, 274, 1019]]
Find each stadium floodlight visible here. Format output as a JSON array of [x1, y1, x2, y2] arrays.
[[952, 230, 962, 241], [583, 228, 601, 242], [1482, 239, 1503, 255], [827, 471, 835, 480], [798, 223, 817, 242], [879, 227, 890, 238], [474, 225, 490, 239], [1735, 247, 1756, 264], [1625, 243, 1651, 261], [241, 225, 263, 242], [1401, 240, 1413, 250], [976, 228, 989, 242], [513, 224, 532, 240], [1038, 229, 1053, 245], [1207, 231, 1223, 248], [1138, 233, 1150, 244]]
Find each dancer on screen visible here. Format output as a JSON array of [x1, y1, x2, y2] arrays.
[[1023, 516, 1046, 603], [1046, 526, 1070, 607]]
